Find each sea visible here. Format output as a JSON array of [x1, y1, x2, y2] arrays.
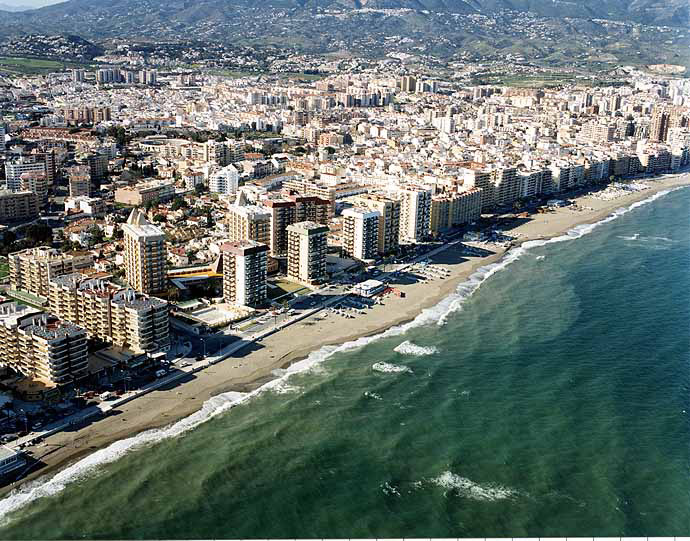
[[0, 185, 689, 539]]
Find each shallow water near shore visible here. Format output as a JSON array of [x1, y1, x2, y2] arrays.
[[0, 186, 689, 538]]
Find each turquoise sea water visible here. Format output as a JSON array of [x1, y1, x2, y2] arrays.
[[0, 187, 688, 538]]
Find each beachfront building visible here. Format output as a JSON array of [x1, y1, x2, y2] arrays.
[[397, 186, 432, 244], [430, 188, 483, 235], [17, 313, 89, 385], [352, 194, 401, 255], [220, 240, 268, 307], [123, 209, 167, 295], [0, 302, 42, 370], [286, 221, 328, 285], [9, 247, 93, 299], [0, 303, 90, 385], [111, 289, 170, 353], [48, 274, 170, 354], [342, 207, 380, 261]]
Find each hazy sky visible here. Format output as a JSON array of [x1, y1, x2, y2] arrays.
[[1, 0, 64, 8]]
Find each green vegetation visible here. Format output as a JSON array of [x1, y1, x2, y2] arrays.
[[0, 56, 91, 74]]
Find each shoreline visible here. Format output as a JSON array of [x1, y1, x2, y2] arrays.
[[1, 172, 689, 503]]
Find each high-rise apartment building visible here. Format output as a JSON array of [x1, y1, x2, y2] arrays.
[[430, 188, 482, 236], [0, 303, 89, 385], [49, 274, 170, 354], [263, 196, 330, 257], [341, 208, 380, 261], [292, 195, 330, 224], [139, 69, 158, 86], [650, 109, 670, 142], [264, 199, 297, 258], [220, 240, 268, 307], [209, 164, 240, 196], [398, 186, 432, 244], [68, 165, 92, 197], [286, 221, 328, 285], [226, 198, 271, 246], [9, 247, 93, 298], [85, 153, 109, 182], [110, 289, 169, 353], [4, 160, 46, 192], [58, 107, 111, 125], [122, 209, 167, 295], [352, 194, 401, 255], [19, 171, 49, 207], [400, 76, 417, 93], [0, 302, 42, 371], [0, 190, 39, 223], [71, 69, 85, 83]]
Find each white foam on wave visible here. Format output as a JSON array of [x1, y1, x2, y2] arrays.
[[269, 380, 302, 395], [431, 471, 520, 501], [393, 340, 439, 356], [372, 362, 413, 374], [0, 390, 250, 524], [363, 391, 382, 400], [0, 185, 683, 522]]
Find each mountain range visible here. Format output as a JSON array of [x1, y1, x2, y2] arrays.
[[0, 0, 687, 66], [0, 0, 687, 26]]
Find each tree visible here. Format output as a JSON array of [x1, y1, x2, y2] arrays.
[[24, 223, 52, 246], [1, 230, 16, 248], [206, 210, 214, 229], [194, 183, 206, 196], [153, 214, 166, 223], [87, 225, 105, 245], [171, 198, 188, 211], [144, 198, 159, 211]]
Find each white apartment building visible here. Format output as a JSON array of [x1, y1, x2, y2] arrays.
[[4, 161, 46, 192], [210, 164, 240, 196]]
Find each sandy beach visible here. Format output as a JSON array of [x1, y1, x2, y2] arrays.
[[4, 172, 689, 496]]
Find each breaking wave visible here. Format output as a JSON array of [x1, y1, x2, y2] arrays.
[[431, 471, 520, 501], [393, 341, 439, 356], [372, 362, 413, 374]]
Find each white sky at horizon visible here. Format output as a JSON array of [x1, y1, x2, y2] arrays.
[[1, 0, 65, 8]]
